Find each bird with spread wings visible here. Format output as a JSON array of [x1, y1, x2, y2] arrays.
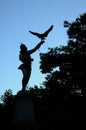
[[29, 25, 53, 41]]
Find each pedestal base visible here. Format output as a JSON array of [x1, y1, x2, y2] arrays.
[[13, 90, 36, 127]]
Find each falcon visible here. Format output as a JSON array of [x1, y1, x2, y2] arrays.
[[29, 25, 53, 41]]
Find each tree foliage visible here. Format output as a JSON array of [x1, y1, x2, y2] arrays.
[[39, 13, 86, 107], [0, 89, 14, 105]]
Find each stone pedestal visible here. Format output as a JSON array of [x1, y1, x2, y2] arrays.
[[13, 90, 36, 128]]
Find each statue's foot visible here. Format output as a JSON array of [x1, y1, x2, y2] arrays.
[[22, 88, 25, 91]]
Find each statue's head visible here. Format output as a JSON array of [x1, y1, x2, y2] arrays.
[[20, 43, 27, 53]]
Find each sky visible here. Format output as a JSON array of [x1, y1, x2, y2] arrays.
[[0, 0, 86, 97]]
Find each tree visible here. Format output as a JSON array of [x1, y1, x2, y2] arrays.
[[0, 89, 14, 105], [39, 12, 86, 110], [0, 89, 15, 127], [64, 12, 86, 96]]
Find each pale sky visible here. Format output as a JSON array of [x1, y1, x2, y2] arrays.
[[0, 0, 86, 96]]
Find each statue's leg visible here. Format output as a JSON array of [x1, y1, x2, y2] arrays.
[[22, 68, 31, 90]]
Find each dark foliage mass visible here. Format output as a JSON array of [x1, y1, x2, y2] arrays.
[[0, 12, 86, 129], [40, 12, 86, 97]]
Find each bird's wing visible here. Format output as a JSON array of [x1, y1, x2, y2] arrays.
[[29, 25, 53, 40], [29, 31, 41, 38], [43, 25, 53, 37]]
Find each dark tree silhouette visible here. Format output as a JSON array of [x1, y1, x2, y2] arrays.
[[0, 89, 15, 129], [64, 12, 86, 97], [39, 12, 86, 108]]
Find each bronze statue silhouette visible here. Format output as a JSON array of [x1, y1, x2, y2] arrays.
[[18, 40, 45, 91], [29, 25, 53, 41]]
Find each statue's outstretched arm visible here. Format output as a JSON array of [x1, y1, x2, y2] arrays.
[[28, 40, 45, 54]]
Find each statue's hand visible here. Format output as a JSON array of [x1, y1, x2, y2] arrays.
[[40, 40, 45, 44], [37, 40, 45, 49]]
